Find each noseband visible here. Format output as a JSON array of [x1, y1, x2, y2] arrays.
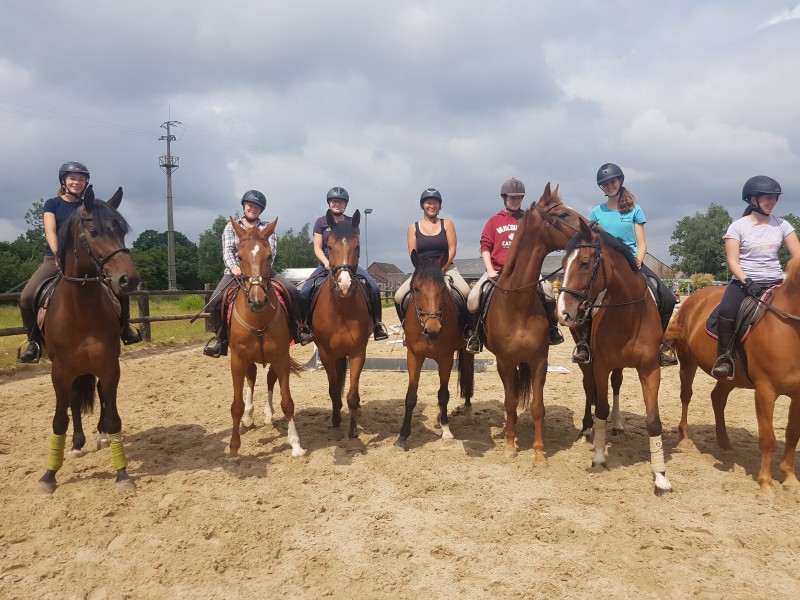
[[559, 240, 607, 325], [236, 273, 275, 310], [411, 277, 445, 332], [64, 216, 130, 285]]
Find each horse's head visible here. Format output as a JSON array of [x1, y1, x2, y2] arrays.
[[58, 185, 140, 294], [410, 249, 448, 340], [231, 217, 277, 312], [326, 209, 360, 297], [531, 182, 586, 252]]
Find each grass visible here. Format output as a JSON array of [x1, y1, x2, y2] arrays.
[[0, 296, 212, 371]]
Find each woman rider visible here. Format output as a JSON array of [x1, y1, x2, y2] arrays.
[[300, 187, 388, 341], [393, 188, 471, 321], [17, 161, 141, 364], [711, 175, 800, 379], [203, 190, 314, 357], [572, 163, 677, 366]]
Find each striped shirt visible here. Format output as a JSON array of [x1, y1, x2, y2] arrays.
[[221, 218, 278, 274]]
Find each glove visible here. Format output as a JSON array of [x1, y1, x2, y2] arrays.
[[743, 277, 763, 298]]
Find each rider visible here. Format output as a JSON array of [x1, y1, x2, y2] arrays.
[[17, 161, 141, 364], [464, 178, 563, 354], [300, 187, 388, 341], [394, 188, 472, 324], [571, 163, 678, 366], [203, 190, 314, 358], [710, 176, 800, 380]]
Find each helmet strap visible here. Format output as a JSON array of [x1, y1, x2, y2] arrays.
[[751, 198, 768, 216], [242, 214, 260, 224]]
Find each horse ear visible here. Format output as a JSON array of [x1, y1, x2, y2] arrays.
[[108, 187, 123, 209], [262, 218, 277, 239], [411, 249, 420, 269], [326, 209, 336, 229], [580, 218, 593, 238], [230, 216, 246, 240], [83, 184, 95, 210], [351, 209, 360, 229]]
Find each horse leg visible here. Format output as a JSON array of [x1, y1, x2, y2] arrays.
[[529, 361, 548, 466], [264, 365, 278, 424], [638, 364, 672, 496], [96, 371, 134, 493], [241, 363, 257, 429], [710, 382, 735, 451], [275, 361, 305, 457], [610, 368, 624, 435], [779, 395, 800, 492], [437, 353, 455, 443], [320, 351, 344, 430], [591, 366, 611, 469], [229, 356, 247, 458], [39, 374, 72, 493], [578, 363, 595, 442], [396, 351, 422, 448], [753, 385, 778, 494], [346, 354, 366, 439], [677, 355, 699, 444], [497, 359, 519, 457], [69, 389, 87, 458]]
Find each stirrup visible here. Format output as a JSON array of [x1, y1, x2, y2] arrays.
[[549, 327, 565, 345], [373, 323, 389, 341], [203, 337, 222, 358], [571, 341, 591, 365], [298, 330, 315, 346], [658, 342, 678, 367], [121, 325, 142, 346], [17, 339, 41, 364], [465, 334, 482, 354], [711, 355, 734, 381]]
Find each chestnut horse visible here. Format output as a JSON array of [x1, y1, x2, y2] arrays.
[[396, 250, 474, 447], [39, 186, 139, 493], [666, 261, 800, 494], [228, 218, 305, 458], [558, 221, 672, 495], [310, 209, 371, 439], [483, 183, 585, 464]]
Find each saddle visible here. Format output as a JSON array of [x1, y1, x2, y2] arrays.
[[399, 281, 467, 333], [704, 286, 777, 377], [475, 279, 550, 343], [222, 279, 290, 328], [307, 271, 373, 323], [32, 273, 120, 333]]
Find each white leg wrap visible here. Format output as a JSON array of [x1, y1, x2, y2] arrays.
[[593, 417, 607, 465], [264, 390, 275, 423], [611, 393, 623, 431], [649, 435, 666, 473], [287, 419, 306, 457], [242, 386, 254, 428]]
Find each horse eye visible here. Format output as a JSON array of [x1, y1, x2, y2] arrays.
[[89, 229, 99, 238]]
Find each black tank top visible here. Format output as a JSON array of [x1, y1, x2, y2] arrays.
[[415, 220, 448, 261]]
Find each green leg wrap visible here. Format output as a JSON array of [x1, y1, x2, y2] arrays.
[[47, 434, 67, 471], [109, 432, 128, 471]]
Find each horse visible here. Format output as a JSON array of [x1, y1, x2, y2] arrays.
[[483, 182, 585, 464], [665, 262, 800, 494], [309, 209, 372, 440], [227, 217, 305, 458], [396, 250, 474, 447], [558, 220, 672, 495], [38, 185, 139, 494]]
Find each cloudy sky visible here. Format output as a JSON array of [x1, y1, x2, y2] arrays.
[[1, 1, 799, 273]]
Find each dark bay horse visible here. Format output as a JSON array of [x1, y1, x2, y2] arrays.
[[39, 185, 139, 494], [666, 261, 800, 494], [483, 183, 585, 464], [397, 250, 474, 447], [558, 221, 672, 495], [310, 210, 372, 440], [228, 218, 305, 458]]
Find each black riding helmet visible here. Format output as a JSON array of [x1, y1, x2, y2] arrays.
[[241, 189, 267, 211], [742, 176, 782, 202], [596, 163, 624, 186], [327, 187, 349, 203], [500, 178, 525, 197], [59, 161, 90, 187], [420, 188, 442, 208]]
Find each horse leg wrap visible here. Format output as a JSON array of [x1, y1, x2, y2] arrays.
[[47, 433, 67, 471], [649, 435, 666, 474], [109, 432, 128, 471]]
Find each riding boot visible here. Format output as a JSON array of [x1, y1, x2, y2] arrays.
[[571, 323, 591, 365], [395, 299, 405, 324], [544, 299, 564, 345], [711, 317, 736, 380], [16, 304, 41, 364], [118, 295, 142, 345], [290, 297, 314, 346], [657, 307, 678, 366], [203, 310, 228, 358], [464, 311, 483, 354], [371, 288, 389, 341]]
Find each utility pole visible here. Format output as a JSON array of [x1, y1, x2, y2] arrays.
[[159, 120, 180, 290]]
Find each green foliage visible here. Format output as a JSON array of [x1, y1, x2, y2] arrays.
[[0, 199, 47, 292], [197, 216, 227, 285], [690, 273, 715, 290], [274, 223, 316, 271], [130, 229, 200, 289], [179, 295, 205, 311], [779, 213, 800, 268], [669, 204, 732, 280]]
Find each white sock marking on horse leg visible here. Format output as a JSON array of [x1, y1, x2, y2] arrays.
[[264, 388, 274, 423], [441, 424, 454, 441], [593, 417, 607, 466], [287, 419, 306, 457], [611, 393, 623, 431], [242, 385, 254, 428]]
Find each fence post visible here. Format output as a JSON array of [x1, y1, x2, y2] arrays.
[[136, 283, 151, 342], [204, 283, 213, 332]]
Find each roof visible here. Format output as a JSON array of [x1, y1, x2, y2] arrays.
[[369, 261, 404, 274], [453, 253, 566, 280]]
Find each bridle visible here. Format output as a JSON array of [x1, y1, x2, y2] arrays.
[[411, 275, 446, 332], [328, 263, 359, 296], [63, 215, 130, 285]]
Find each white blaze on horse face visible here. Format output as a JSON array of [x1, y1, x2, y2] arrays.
[[557, 248, 580, 324]]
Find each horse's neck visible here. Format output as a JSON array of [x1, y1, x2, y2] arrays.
[[499, 241, 548, 286], [605, 250, 645, 300]]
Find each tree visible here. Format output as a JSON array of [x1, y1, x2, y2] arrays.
[[669, 204, 732, 280], [274, 223, 316, 271], [22, 199, 46, 256], [779, 213, 800, 268], [197, 216, 227, 285], [130, 229, 199, 289]]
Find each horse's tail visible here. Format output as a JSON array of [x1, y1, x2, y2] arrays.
[[513, 363, 533, 410], [457, 348, 474, 401], [288, 356, 304, 376], [73, 374, 97, 414], [664, 318, 689, 353]]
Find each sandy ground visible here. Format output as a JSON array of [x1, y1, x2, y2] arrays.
[[1, 309, 800, 600]]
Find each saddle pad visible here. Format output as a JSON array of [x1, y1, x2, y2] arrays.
[[226, 288, 288, 326]]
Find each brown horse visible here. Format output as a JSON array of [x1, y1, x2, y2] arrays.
[[228, 218, 305, 458], [666, 261, 800, 494], [483, 183, 585, 464], [397, 250, 474, 447], [39, 185, 139, 494], [558, 221, 672, 495], [310, 209, 372, 439]]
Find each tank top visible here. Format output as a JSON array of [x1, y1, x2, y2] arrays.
[[415, 220, 448, 261]]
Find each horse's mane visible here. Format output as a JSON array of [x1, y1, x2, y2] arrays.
[[499, 205, 535, 275], [783, 256, 800, 292], [411, 254, 446, 285], [57, 200, 131, 267], [565, 226, 639, 272]]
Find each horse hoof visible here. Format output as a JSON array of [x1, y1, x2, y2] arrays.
[[38, 480, 57, 494], [504, 449, 518, 458], [577, 429, 592, 444], [291, 447, 307, 457], [533, 459, 549, 469], [654, 486, 673, 497], [241, 416, 254, 429], [97, 439, 110, 451], [394, 437, 408, 451], [115, 479, 136, 495], [68, 449, 84, 458], [227, 452, 241, 461], [590, 460, 608, 470]]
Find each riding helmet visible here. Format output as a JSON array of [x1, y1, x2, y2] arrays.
[[741, 176, 782, 202], [241, 189, 267, 210], [420, 188, 443, 207], [327, 187, 349, 203], [596, 163, 624, 186], [59, 161, 91, 186], [500, 178, 525, 197]]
